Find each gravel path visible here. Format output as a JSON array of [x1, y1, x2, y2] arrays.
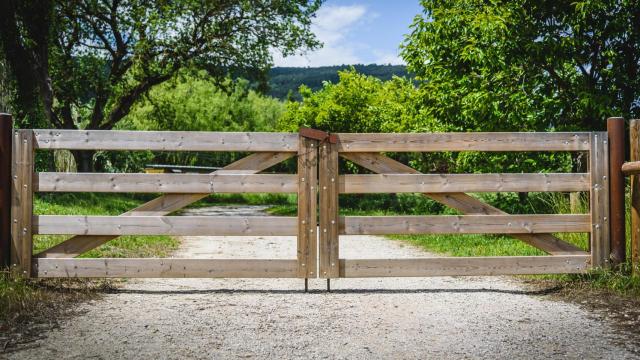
[[6, 206, 640, 359]]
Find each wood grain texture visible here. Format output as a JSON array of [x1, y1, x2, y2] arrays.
[[340, 173, 589, 193], [33, 130, 298, 152], [335, 132, 591, 152], [34, 258, 298, 278], [339, 255, 590, 277], [36, 173, 297, 193], [319, 142, 339, 278], [10, 130, 34, 277], [297, 136, 318, 278], [590, 132, 611, 268], [36, 152, 294, 258], [341, 153, 585, 255], [34, 216, 297, 236], [631, 120, 640, 272], [340, 215, 591, 235]]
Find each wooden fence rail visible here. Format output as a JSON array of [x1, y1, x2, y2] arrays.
[[0, 125, 618, 285]]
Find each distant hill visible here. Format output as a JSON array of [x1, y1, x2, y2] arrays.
[[266, 64, 409, 100]]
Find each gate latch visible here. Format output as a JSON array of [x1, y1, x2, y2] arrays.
[[299, 127, 337, 144]]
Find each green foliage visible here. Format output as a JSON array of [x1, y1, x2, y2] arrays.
[[401, 0, 640, 131], [0, 0, 321, 170], [279, 69, 428, 133], [94, 71, 286, 171], [265, 64, 409, 100]]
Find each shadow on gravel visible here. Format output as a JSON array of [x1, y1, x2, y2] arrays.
[[113, 286, 563, 296]]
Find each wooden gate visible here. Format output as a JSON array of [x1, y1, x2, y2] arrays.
[[9, 129, 317, 279], [316, 131, 608, 278], [4, 128, 610, 280]]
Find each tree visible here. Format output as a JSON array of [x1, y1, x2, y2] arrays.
[[0, 0, 321, 171], [401, 0, 640, 132]]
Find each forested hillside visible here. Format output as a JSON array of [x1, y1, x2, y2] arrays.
[[267, 64, 408, 99]]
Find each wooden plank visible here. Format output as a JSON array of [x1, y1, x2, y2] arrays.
[[340, 173, 589, 193], [340, 255, 590, 277], [36, 152, 294, 258], [36, 173, 297, 193], [10, 129, 34, 277], [34, 216, 297, 236], [335, 132, 591, 152], [341, 153, 585, 255], [590, 131, 610, 268], [341, 215, 591, 235], [33, 130, 298, 152], [33, 258, 298, 278], [297, 136, 318, 278], [622, 161, 640, 175], [319, 142, 340, 278], [631, 120, 640, 273], [0, 114, 12, 267]]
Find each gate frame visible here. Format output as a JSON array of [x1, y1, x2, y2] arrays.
[[318, 131, 610, 279], [0, 123, 619, 281]]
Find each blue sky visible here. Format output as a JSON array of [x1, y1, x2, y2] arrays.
[[272, 1, 423, 67]]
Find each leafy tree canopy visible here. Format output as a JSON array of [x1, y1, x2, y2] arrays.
[[401, 0, 640, 131], [0, 0, 321, 170]]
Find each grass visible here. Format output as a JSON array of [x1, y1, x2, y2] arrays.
[[33, 193, 179, 257], [268, 191, 640, 297], [2, 193, 180, 325]]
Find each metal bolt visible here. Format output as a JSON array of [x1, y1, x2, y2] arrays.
[[302, 263, 305, 267], [323, 186, 327, 190], [331, 263, 335, 267], [301, 177, 305, 182], [310, 143, 314, 147], [302, 220, 306, 224], [309, 229, 314, 233], [331, 178, 335, 182], [323, 228, 327, 233], [331, 220, 335, 224]]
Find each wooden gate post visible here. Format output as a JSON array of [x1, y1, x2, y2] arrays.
[[0, 114, 12, 268], [630, 119, 640, 274], [590, 132, 611, 268], [607, 117, 626, 266], [297, 135, 318, 282], [319, 140, 339, 280], [10, 129, 34, 277]]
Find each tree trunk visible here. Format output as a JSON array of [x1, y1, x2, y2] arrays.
[[71, 150, 95, 172]]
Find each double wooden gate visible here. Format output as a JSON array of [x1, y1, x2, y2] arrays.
[[5, 128, 609, 280]]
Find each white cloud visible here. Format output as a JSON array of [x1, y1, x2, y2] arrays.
[[272, 5, 369, 67], [372, 50, 403, 65]]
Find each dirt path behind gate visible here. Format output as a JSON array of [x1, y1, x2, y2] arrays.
[[5, 206, 640, 359]]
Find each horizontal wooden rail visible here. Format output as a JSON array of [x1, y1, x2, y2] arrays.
[[622, 161, 640, 175], [33, 130, 298, 152], [340, 215, 591, 235], [34, 216, 297, 236], [36, 173, 297, 193], [340, 173, 590, 193], [339, 255, 590, 277], [33, 258, 298, 278], [335, 132, 591, 152]]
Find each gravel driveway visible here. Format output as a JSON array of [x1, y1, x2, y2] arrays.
[[6, 206, 640, 359]]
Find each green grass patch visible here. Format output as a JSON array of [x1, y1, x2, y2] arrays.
[[33, 193, 179, 258], [2, 193, 180, 325]]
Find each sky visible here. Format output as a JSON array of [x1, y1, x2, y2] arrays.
[[272, 1, 423, 67]]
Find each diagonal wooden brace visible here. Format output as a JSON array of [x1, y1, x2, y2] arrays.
[[341, 152, 586, 255], [37, 152, 294, 258]]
